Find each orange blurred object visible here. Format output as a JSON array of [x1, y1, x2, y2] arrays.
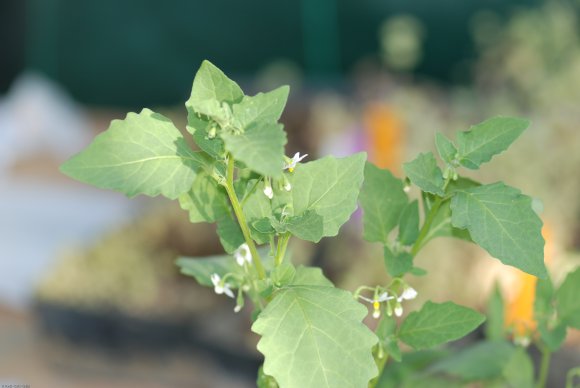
[[504, 223, 554, 337], [363, 103, 404, 172]]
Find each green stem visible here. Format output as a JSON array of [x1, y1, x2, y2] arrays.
[[410, 178, 451, 256], [275, 233, 291, 267], [536, 345, 551, 388], [369, 351, 389, 388], [224, 155, 266, 279]]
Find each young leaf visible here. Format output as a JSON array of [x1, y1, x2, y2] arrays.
[[398, 301, 485, 350], [502, 347, 534, 388], [178, 172, 229, 223], [376, 314, 402, 362], [403, 152, 445, 196], [429, 340, 515, 381], [450, 182, 547, 278], [485, 284, 505, 341], [176, 253, 240, 287], [186, 60, 244, 118], [221, 122, 287, 178], [556, 267, 580, 329], [252, 285, 378, 388], [435, 132, 458, 165], [384, 246, 413, 278], [398, 200, 420, 246], [233, 86, 289, 129], [60, 109, 206, 199], [533, 275, 567, 350], [359, 162, 408, 243], [187, 115, 225, 159], [456, 117, 529, 170], [288, 153, 367, 239]]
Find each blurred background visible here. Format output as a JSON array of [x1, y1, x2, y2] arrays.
[[1, 0, 580, 387]]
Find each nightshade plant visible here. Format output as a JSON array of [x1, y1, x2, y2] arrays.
[[60, 61, 579, 387]]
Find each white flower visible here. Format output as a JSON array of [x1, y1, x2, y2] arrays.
[[234, 305, 242, 313], [399, 287, 418, 301], [359, 292, 394, 319], [263, 180, 274, 199], [284, 152, 308, 172], [394, 304, 404, 317], [284, 182, 292, 191], [210, 273, 234, 298], [234, 243, 252, 266]]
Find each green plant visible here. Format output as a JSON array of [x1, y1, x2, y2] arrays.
[[60, 61, 578, 387]]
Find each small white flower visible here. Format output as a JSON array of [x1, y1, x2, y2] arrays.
[[359, 292, 394, 319], [263, 181, 274, 199], [394, 304, 404, 317], [234, 305, 242, 313], [284, 152, 308, 172], [284, 182, 292, 191], [210, 273, 234, 298], [399, 287, 418, 301], [234, 243, 252, 266]]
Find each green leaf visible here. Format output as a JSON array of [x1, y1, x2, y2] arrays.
[[60, 109, 206, 199], [502, 347, 534, 388], [290, 266, 334, 287], [429, 340, 515, 381], [435, 132, 457, 165], [216, 214, 245, 254], [556, 267, 580, 329], [485, 283, 505, 341], [186, 60, 243, 119], [450, 182, 547, 278], [178, 172, 229, 223], [456, 117, 529, 170], [271, 263, 296, 287], [403, 152, 445, 196], [359, 162, 408, 243], [398, 200, 420, 246], [222, 122, 287, 178], [288, 153, 367, 239], [376, 315, 402, 362], [384, 246, 413, 277], [283, 210, 325, 242], [252, 285, 378, 388], [187, 115, 225, 159], [176, 253, 240, 287], [233, 86, 289, 129], [398, 301, 486, 350]]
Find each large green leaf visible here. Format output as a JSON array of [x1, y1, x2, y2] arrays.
[[398, 301, 485, 350], [252, 284, 378, 388], [429, 341, 515, 381], [186, 60, 243, 121], [233, 86, 289, 129], [556, 267, 580, 329], [288, 153, 367, 239], [359, 162, 408, 243], [403, 152, 445, 196], [456, 117, 529, 170], [60, 109, 205, 199], [283, 211, 325, 242], [450, 182, 547, 278], [216, 214, 245, 254], [222, 122, 287, 178], [178, 172, 229, 223]]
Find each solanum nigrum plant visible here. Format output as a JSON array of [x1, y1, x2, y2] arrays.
[[61, 61, 580, 388]]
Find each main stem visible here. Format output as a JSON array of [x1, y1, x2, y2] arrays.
[[224, 155, 266, 279], [536, 345, 551, 388]]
